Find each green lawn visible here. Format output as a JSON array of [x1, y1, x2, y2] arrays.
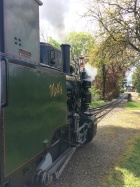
[[90, 100, 105, 107], [124, 101, 140, 110]]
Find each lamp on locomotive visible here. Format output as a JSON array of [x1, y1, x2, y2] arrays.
[[79, 56, 85, 72]]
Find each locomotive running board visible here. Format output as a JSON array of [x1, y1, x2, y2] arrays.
[[35, 147, 76, 185]]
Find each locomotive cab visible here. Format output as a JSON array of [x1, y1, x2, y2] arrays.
[[40, 42, 63, 71]]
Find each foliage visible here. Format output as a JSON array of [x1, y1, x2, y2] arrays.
[[48, 37, 61, 49], [90, 86, 102, 101], [120, 88, 124, 94], [65, 32, 95, 60], [83, 0, 140, 66], [132, 67, 140, 93], [82, 0, 140, 99], [88, 38, 129, 100]]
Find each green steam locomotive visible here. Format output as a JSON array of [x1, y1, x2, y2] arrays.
[[0, 0, 97, 186]]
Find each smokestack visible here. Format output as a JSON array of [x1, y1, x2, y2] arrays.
[[61, 44, 70, 75]]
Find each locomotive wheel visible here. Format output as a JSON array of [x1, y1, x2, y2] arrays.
[[84, 123, 94, 144]]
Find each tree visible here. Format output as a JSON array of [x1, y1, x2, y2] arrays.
[[132, 67, 140, 93], [65, 32, 95, 60], [88, 35, 131, 99], [93, 60, 127, 100], [48, 37, 61, 49], [82, 0, 140, 98], [83, 0, 140, 66]]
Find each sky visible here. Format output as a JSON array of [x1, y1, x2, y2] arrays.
[[39, 0, 96, 41]]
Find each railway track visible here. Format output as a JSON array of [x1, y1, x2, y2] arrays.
[[88, 93, 130, 122]]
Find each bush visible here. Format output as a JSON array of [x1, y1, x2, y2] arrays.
[[120, 88, 124, 94], [90, 86, 102, 101]]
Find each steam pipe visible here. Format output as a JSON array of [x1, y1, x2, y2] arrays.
[[61, 44, 70, 75]]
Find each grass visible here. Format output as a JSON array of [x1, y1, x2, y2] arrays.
[[124, 101, 140, 110], [103, 101, 140, 187], [90, 100, 105, 107], [104, 135, 140, 187]]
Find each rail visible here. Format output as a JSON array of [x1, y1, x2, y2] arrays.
[[88, 93, 130, 122]]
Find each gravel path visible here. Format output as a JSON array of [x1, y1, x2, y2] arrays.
[[47, 92, 140, 187]]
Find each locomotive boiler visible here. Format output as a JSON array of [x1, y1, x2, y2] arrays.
[[0, 0, 97, 186]]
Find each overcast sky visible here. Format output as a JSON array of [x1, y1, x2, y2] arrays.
[[39, 0, 92, 41]]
